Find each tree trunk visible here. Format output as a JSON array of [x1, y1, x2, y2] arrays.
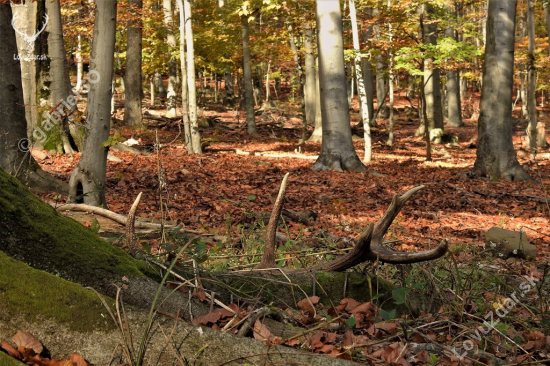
[[386, 0, 395, 146], [10, 1, 38, 142], [184, 0, 202, 152], [312, 0, 366, 173], [473, 0, 531, 181], [241, 16, 257, 136], [526, 0, 547, 148], [445, 5, 463, 128], [69, 0, 117, 206], [361, 7, 375, 125], [0, 2, 66, 193], [176, 0, 192, 154], [124, 0, 143, 127], [308, 58, 323, 143], [349, 0, 372, 161], [288, 25, 307, 142], [416, 4, 444, 137], [373, 7, 388, 120], [304, 23, 316, 126], [76, 35, 84, 91], [164, 0, 178, 118]]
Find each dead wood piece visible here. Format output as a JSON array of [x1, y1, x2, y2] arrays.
[[126, 192, 142, 256], [54, 202, 175, 230]]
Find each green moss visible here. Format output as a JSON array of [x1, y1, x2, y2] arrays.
[[0, 169, 159, 291], [0, 350, 26, 366], [0, 251, 114, 332]]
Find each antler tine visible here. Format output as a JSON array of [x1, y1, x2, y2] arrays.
[[255, 173, 290, 269], [368, 185, 448, 264]]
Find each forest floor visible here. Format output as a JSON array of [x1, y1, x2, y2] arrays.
[[31, 90, 550, 365]]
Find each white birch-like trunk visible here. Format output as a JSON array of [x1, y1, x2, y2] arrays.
[[164, 0, 177, 117], [348, 0, 371, 162], [176, 0, 192, 153], [184, 0, 202, 152]]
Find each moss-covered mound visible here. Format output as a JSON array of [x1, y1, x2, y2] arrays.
[[0, 169, 156, 293], [0, 250, 113, 332]]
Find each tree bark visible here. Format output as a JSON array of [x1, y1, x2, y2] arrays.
[[304, 23, 316, 127], [445, 4, 463, 128], [373, 7, 388, 119], [0, 2, 67, 193], [473, 0, 531, 181], [416, 4, 444, 137], [184, 0, 202, 152], [176, 0, 192, 154], [308, 58, 323, 142], [69, 0, 118, 206], [164, 0, 178, 118], [241, 16, 257, 136], [124, 0, 143, 127], [312, 0, 366, 173], [525, 0, 547, 148], [349, 0, 372, 162], [361, 7, 375, 125]]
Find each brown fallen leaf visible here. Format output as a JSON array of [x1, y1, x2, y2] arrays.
[[13, 330, 43, 355], [0, 341, 21, 359], [192, 311, 221, 326]]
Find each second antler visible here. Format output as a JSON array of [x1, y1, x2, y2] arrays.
[[255, 174, 448, 271]]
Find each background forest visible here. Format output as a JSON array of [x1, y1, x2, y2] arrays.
[[1, 0, 550, 365]]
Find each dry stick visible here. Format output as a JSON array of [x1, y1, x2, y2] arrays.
[[280, 314, 345, 344]]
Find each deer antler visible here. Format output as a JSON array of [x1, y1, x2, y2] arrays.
[[365, 186, 448, 264], [255, 177, 448, 272]]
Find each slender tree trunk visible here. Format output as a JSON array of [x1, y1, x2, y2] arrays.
[[124, 0, 143, 127], [445, 4, 463, 127], [11, 1, 38, 141], [416, 4, 444, 137], [308, 58, 323, 142], [473, 0, 530, 181], [288, 26, 307, 142], [69, 0, 118, 206], [76, 35, 84, 91], [386, 0, 395, 146], [304, 23, 316, 126], [42, 0, 76, 154], [164, 0, 178, 118], [525, 0, 547, 147], [312, 0, 366, 173], [184, 0, 202, 152], [241, 16, 257, 135], [349, 0, 372, 161], [360, 7, 375, 126], [373, 8, 388, 120], [176, 0, 192, 154]]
